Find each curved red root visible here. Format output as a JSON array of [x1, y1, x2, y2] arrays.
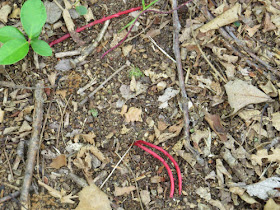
[[134, 141, 175, 198], [134, 140, 182, 195]]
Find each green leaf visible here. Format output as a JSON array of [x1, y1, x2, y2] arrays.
[[20, 0, 47, 39], [0, 39, 29, 65], [75, 5, 87, 15], [31, 39, 52, 56], [0, 26, 26, 43]]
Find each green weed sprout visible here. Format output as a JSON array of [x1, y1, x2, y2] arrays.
[[129, 67, 143, 79], [120, 0, 159, 32], [0, 0, 52, 65]]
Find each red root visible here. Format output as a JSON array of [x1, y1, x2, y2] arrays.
[[134, 140, 182, 198]]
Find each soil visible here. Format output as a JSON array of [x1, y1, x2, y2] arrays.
[[1, 0, 280, 209]]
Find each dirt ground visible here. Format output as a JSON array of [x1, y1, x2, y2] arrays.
[[1, 0, 280, 209]]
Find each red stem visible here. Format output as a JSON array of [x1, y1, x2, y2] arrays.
[[135, 140, 182, 195], [134, 141, 175, 198], [101, 0, 193, 58], [49, 6, 142, 47]]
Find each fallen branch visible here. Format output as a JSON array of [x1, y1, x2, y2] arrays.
[[171, 0, 205, 167], [20, 80, 44, 210]]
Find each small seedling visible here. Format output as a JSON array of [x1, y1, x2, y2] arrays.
[[89, 109, 98, 117], [0, 0, 52, 65], [129, 67, 143, 79], [75, 5, 88, 15], [120, 0, 159, 32]]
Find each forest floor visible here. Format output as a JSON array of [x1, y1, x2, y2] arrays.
[[1, 0, 280, 209]]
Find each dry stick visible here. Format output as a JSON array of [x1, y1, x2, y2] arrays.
[[0, 191, 20, 204], [171, 0, 205, 167], [148, 36, 176, 63], [70, 20, 110, 67], [203, 8, 280, 77], [20, 81, 44, 210], [100, 143, 134, 189], [79, 64, 128, 106]]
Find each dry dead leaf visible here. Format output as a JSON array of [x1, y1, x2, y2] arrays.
[[212, 46, 238, 63], [259, 81, 278, 97], [204, 111, 227, 141], [19, 121, 32, 133], [264, 198, 280, 210], [114, 186, 136, 196], [225, 79, 272, 114], [245, 177, 280, 200], [50, 154, 67, 169], [76, 184, 111, 210], [74, 132, 96, 144], [158, 87, 180, 109], [245, 24, 261, 37], [38, 180, 78, 204], [124, 107, 142, 123], [199, 3, 241, 33], [272, 112, 280, 131], [140, 190, 151, 206], [251, 148, 280, 166], [263, 13, 276, 32]]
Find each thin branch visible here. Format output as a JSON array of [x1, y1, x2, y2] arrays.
[[171, 0, 205, 167], [20, 81, 44, 210]]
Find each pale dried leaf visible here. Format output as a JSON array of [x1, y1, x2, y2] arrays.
[[114, 186, 136, 196], [272, 112, 280, 131], [140, 190, 151, 206], [264, 198, 280, 210], [76, 184, 111, 210], [124, 107, 142, 123], [225, 79, 272, 114], [251, 148, 280, 166], [245, 177, 280, 200], [199, 3, 241, 33]]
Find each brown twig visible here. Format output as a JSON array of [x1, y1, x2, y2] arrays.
[[20, 81, 44, 209], [170, 0, 205, 167]]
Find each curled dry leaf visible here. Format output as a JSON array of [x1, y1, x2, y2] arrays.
[[204, 111, 227, 141]]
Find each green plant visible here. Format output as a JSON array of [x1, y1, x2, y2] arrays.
[[129, 67, 143, 79], [75, 5, 87, 15], [0, 0, 52, 65], [120, 0, 159, 32], [89, 109, 98, 117]]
